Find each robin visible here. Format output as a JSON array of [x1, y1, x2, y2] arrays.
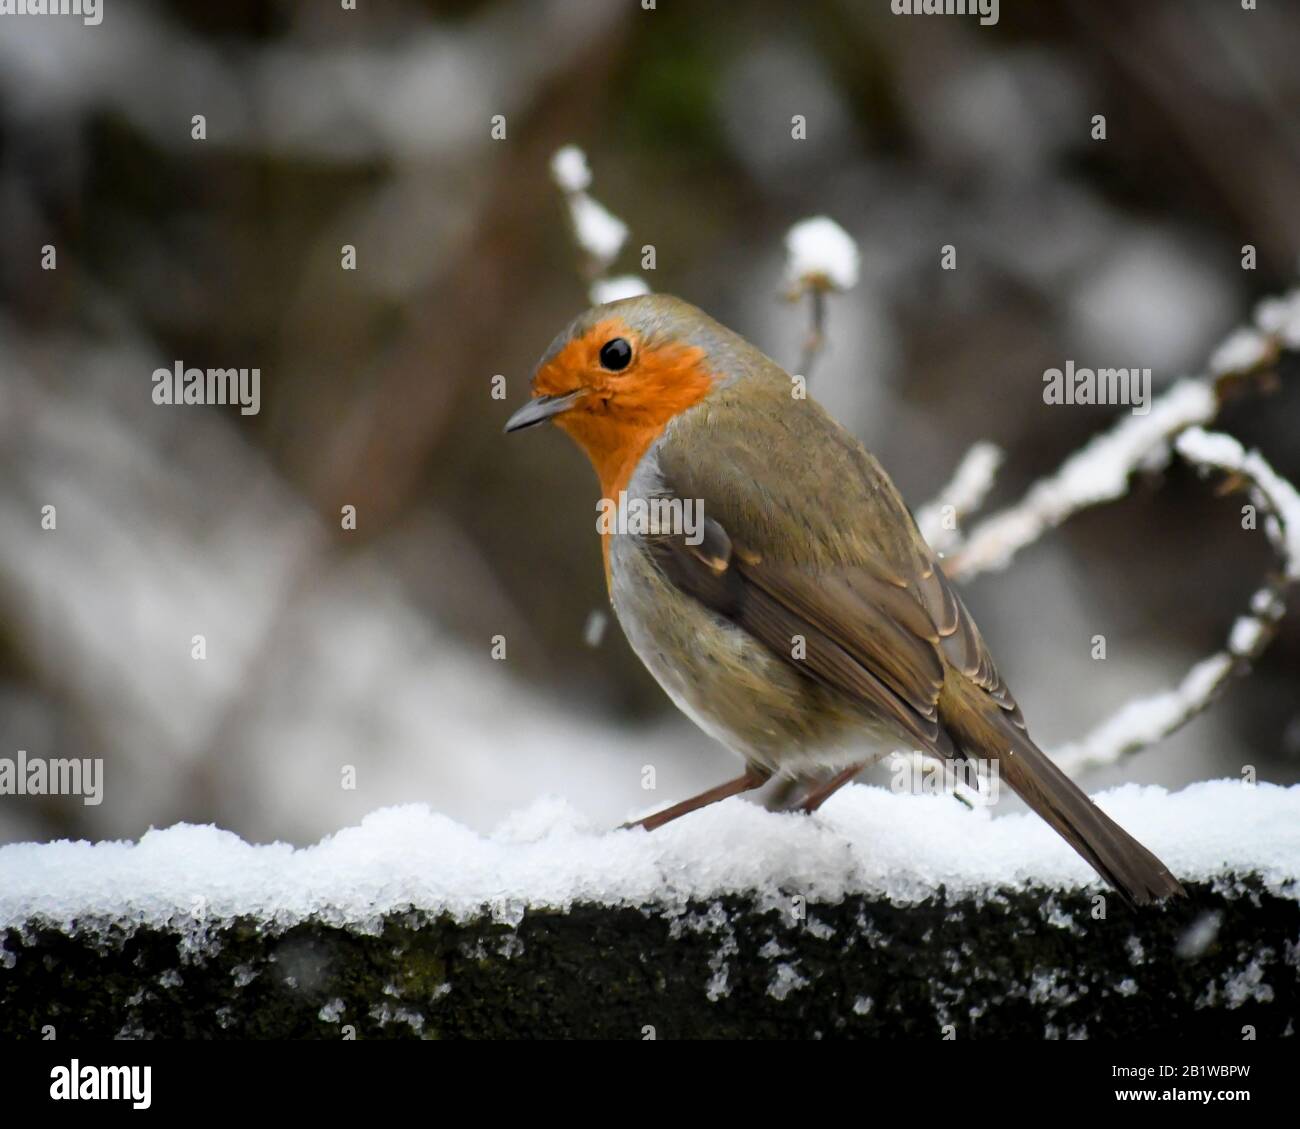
[[506, 294, 1185, 905]]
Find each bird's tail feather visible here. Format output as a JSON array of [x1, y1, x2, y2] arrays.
[[947, 702, 1185, 906]]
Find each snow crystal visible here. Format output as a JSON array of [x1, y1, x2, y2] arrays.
[[1177, 427, 1300, 578], [370, 1002, 425, 1033], [917, 441, 1004, 551], [767, 962, 809, 1002], [590, 274, 650, 306], [1029, 968, 1080, 1007], [1222, 958, 1275, 1008], [549, 145, 592, 193], [1253, 288, 1300, 349], [785, 216, 860, 291], [1251, 588, 1285, 618], [705, 930, 738, 1002], [1042, 901, 1082, 934], [1175, 426, 1245, 466], [1, 781, 1296, 942], [567, 193, 627, 267], [1228, 615, 1266, 656], [1208, 327, 1271, 376], [804, 917, 835, 940], [937, 442, 1004, 515], [549, 144, 628, 270]]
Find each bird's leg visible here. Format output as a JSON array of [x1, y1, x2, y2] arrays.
[[797, 763, 867, 813], [621, 765, 771, 832]]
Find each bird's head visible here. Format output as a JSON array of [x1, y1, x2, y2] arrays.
[[505, 294, 732, 495]]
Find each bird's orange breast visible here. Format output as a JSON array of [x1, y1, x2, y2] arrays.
[[534, 318, 716, 587]]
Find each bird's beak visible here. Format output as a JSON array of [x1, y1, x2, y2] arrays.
[[503, 389, 587, 433]]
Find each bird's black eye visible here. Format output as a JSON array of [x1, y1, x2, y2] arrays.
[[599, 337, 633, 371]]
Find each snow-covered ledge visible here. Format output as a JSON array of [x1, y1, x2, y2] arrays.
[[2, 781, 1297, 1039]]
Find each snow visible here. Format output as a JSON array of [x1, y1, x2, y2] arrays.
[[917, 440, 1004, 552], [1221, 959, 1275, 1008], [785, 216, 860, 291], [1206, 287, 1299, 374], [1176, 426, 1300, 578], [1, 780, 1296, 942], [1042, 427, 1297, 777], [549, 144, 591, 193], [548, 146, 649, 306], [1228, 614, 1267, 656], [1051, 654, 1233, 775], [590, 274, 650, 305], [550, 144, 634, 279], [1208, 327, 1271, 377], [949, 281, 1300, 582], [566, 193, 627, 267], [1253, 288, 1300, 350], [767, 962, 809, 1001], [954, 379, 1218, 576]]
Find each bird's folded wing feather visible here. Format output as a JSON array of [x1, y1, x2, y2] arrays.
[[646, 394, 1023, 758]]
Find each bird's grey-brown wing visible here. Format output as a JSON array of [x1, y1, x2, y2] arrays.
[[648, 513, 955, 756], [646, 381, 1022, 748]]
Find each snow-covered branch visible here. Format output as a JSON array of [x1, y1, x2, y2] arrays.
[[916, 441, 1004, 554], [550, 145, 648, 306], [944, 380, 1216, 576], [1049, 429, 1296, 776], [943, 289, 1298, 579], [911, 289, 1299, 777], [1176, 427, 1300, 582], [783, 215, 860, 380]]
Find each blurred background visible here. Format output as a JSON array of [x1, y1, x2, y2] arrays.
[[1, 0, 1298, 848]]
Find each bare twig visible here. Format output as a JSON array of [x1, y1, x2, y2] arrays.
[[797, 287, 827, 381]]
